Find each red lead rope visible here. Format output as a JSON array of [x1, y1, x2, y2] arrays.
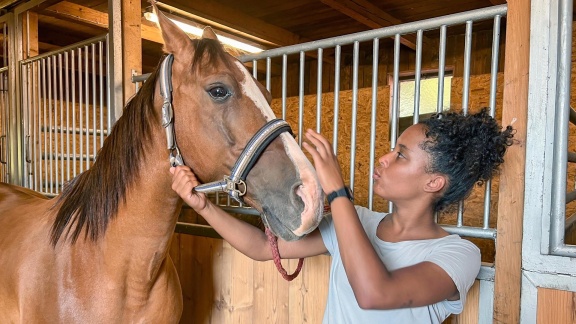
[[265, 205, 332, 281], [265, 227, 304, 281]]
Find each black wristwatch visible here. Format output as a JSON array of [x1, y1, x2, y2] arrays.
[[327, 186, 354, 205]]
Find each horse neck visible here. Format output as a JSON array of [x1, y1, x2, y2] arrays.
[[101, 126, 182, 282]]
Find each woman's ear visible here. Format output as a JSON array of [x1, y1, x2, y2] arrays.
[[424, 174, 446, 193]]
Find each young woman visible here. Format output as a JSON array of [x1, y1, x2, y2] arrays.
[[170, 109, 514, 323]]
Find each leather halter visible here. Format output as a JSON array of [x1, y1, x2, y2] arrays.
[[158, 54, 293, 203]]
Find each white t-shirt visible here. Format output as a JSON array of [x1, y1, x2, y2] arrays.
[[318, 206, 481, 324]]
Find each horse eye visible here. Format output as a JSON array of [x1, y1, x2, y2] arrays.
[[207, 86, 231, 101]]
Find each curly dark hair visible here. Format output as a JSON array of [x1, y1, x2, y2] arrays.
[[419, 108, 515, 212]]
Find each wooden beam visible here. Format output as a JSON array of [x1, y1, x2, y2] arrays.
[[42, 2, 281, 75], [493, 0, 529, 323], [320, 0, 423, 50], [159, 0, 309, 47], [44, 1, 162, 44], [45, 1, 107, 28], [22, 11, 38, 59], [121, 0, 141, 102], [488, 0, 507, 5]]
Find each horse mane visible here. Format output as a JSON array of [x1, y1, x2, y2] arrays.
[[50, 38, 230, 246]]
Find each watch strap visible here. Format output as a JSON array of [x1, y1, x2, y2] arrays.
[[327, 186, 354, 205]]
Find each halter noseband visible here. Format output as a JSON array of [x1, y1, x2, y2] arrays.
[[159, 54, 293, 203]]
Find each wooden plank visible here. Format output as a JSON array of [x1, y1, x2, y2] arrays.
[[295, 255, 330, 324], [164, 0, 309, 47], [452, 280, 480, 323], [121, 0, 141, 102], [493, 0, 529, 322], [230, 248, 254, 322], [536, 288, 576, 323], [253, 259, 289, 323], [22, 11, 38, 59], [320, 0, 429, 50]]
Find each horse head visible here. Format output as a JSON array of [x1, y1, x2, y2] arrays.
[[153, 5, 324, 241]]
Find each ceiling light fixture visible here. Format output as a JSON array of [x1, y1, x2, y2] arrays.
[[144, 12, 264, 54]]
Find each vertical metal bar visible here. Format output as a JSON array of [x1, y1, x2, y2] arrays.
[[72, 49, 77, 177], [41, 59, 47, 192], [281, 54, 287, 119], [92, 43, 97, 162], [462, 20, 473, 113], [99, 41, 104, 148], [52, 55, 59, 192], [65, 51, 70, 180], [47, 56, 54, 193], [413, 30, 423, 124], [266, 57, 271, 92], [550, 0, 573, 252], [85, 45, 89, 170], [368, 38, 379, 210], [484, 15, 502, 229], [349, 41, 360, 190], [457, 20, 474, 227], [58, 54, 64, 188], [78, 47, 84, 173], [389, 34, 401, 212], [316, 48, 323, 132], [332, 45, 341, 154], [252, 59, 257, 79], [33, 62, 39, 189], [437, 25, 447, 113], [298, 51, 304, 147], [23, 63, 31, 186]]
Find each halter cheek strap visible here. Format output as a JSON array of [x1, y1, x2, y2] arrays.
[[159, 54, 184, 167]]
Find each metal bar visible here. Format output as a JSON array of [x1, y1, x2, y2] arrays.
[[349, 41, 359, 190], [332, 45, 341, 154], [20, 35, 108, 65], [72, 50, 77, 177], [281, 54, 287, 119], [316, 48, 323, 132], [78, 47, 84, 173], [99, 41, 104, 149], [437, 25, 447, 113], [92, 43, 97, 163], [389, 34, 401, 212], [550, 0, 573, 255], [298, 51, 304, 147], [413, 30, 423, 124], [266, 57, 271, 91], [65, 52, 70, 180], [238, 5, 507, 62], [58, 54, 64, 188], [85, 45, 89, 170], [368, 38, 379, 210]]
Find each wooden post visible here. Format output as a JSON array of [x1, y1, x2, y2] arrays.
[[493, 0, 530, 323], [121, 0, 141, 102]]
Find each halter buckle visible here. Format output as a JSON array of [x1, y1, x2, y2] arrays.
[[169, 147, 183, 167], [224, 175, 247, 197]]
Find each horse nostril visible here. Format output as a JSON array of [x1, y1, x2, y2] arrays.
[[292, 183, 306, 211]]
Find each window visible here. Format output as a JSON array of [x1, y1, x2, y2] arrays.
[[399, 73, 452, 118]]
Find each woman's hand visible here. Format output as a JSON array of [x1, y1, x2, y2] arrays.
[[302, 129, 345, 194], [170, 165, 208, 213]]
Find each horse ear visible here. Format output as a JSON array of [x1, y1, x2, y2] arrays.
[[151, 3, 194, 58], [202, 27, 218, 40]]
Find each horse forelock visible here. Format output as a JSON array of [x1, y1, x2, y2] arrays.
[[50, 67, 161, 247]]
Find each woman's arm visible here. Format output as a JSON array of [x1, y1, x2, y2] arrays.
[[170, 166, 327, 261], [303, 129, 459, 309]]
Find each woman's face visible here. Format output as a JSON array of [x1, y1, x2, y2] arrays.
[[373, 124, 434, 203]]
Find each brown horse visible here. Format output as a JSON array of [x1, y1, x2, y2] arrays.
[[0, 5, 323, 323]]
